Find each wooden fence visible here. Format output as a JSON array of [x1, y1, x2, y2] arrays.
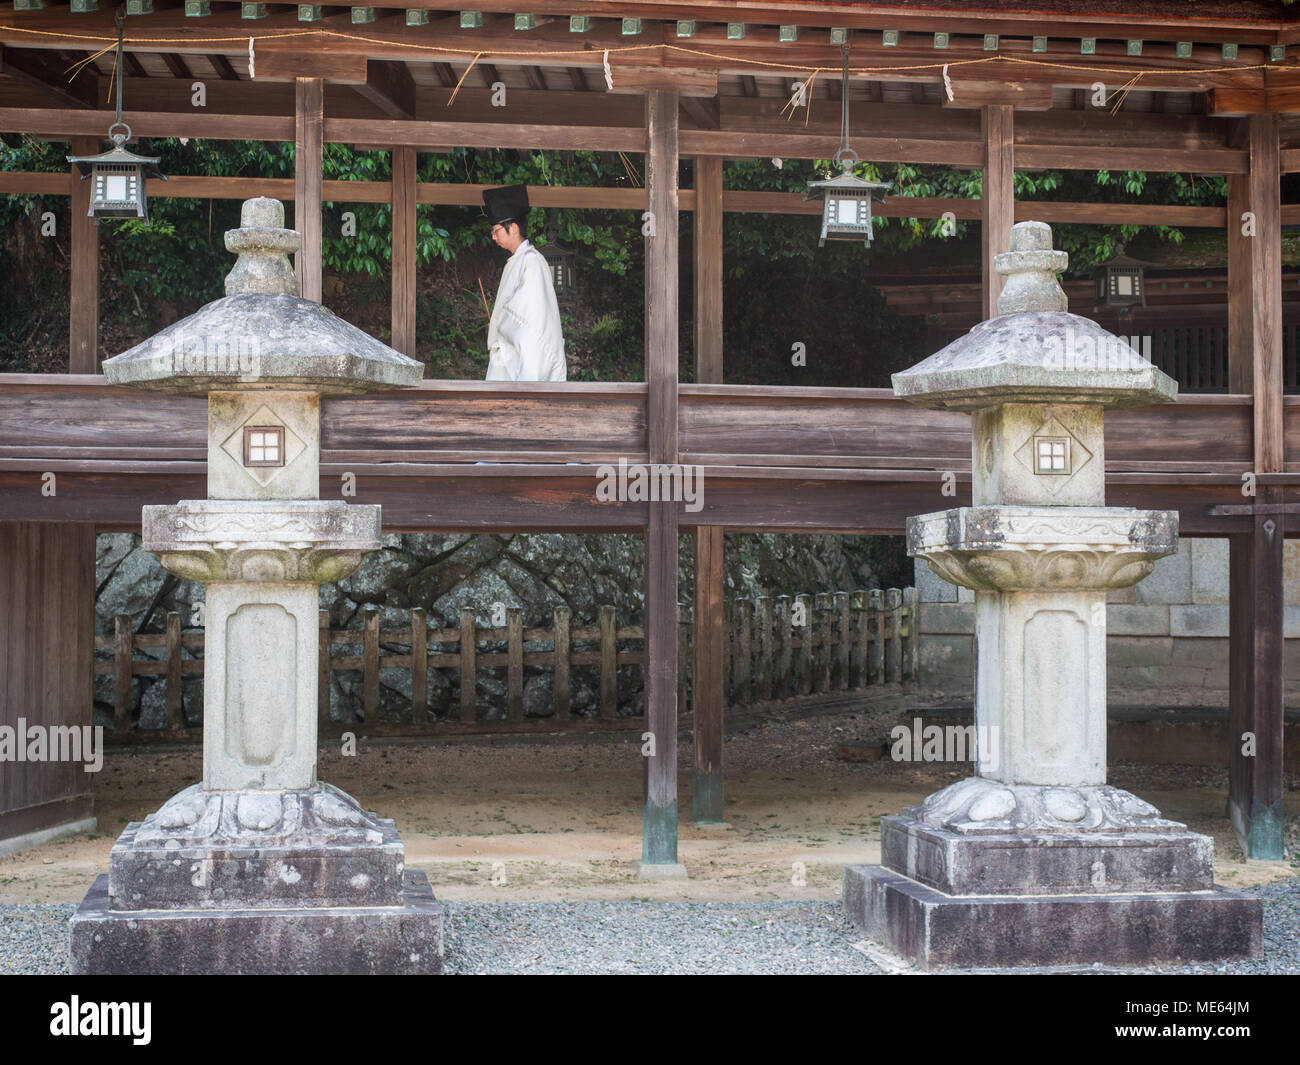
[[93, 587, 917, 738]]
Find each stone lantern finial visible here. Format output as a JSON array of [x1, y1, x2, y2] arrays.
[[223, 196, 301, 297], [994, 220, 1068, 315]]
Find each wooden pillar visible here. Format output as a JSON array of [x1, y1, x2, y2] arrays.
[[68, 136, 99, 374], [0, 523, 96, 852], [692, 154, 725, 824], [294, 77, 323, 303], [980, 104, 1014, 321], [641, 89, 682, 871], [391, 145, 417, 356], [1226, 172, 1253, 395], [1227, 113, 1284, 860]]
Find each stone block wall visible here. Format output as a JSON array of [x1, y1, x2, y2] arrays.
[[916, 538, 1300, 700]]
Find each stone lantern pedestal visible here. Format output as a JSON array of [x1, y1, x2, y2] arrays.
[[843, 222, 1262, 969], [70, 199, 438, 974]]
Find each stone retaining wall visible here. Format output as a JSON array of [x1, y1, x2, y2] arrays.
[[916, 538, 1300, 696]]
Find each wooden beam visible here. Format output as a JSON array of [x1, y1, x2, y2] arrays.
[[642, 88, 681, 873], [433, 62, 457, 89], [679, 94, 719, 129], [0, 44, 96, 109], [294, 77, 323, 303], [981, 104, 1013, 320], [566, 66, 587, 92], [522, 65, 546, 92], [610, 64, 718, 98], [943, 80, 1054, 110], [208, 53, 239, 81], [68, 135, 98, 375], [255, 48, 367, 84], [354, 59, 415, 119], [159, 53, 192, 81], [391, 145, 417, 357]]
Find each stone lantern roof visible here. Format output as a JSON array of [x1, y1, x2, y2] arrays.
[[102, 197, 424, 396], [892, 221, 1177, 411]]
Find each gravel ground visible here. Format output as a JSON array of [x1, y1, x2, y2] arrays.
[[5, 880, 1299, 975]]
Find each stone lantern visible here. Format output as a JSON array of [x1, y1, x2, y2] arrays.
[[70, 198, 437, 974], [843, 221, 1261, 969]]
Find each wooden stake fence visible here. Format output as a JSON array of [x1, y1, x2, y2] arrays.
[[93, 586, 917, 738]]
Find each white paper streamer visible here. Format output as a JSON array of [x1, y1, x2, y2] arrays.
[[942, 63, 953, 102], [603, 49, 613, 91], [249, 36, 256, 80]]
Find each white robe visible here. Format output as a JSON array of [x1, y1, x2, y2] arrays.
[[486, 240, 567, 382]]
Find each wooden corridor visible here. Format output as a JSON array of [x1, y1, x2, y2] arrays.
[[1, 0, 1297, 863]]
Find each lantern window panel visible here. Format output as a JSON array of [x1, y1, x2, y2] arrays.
[[243, 426, 285, 467], [1034, 436, 1071, 475]]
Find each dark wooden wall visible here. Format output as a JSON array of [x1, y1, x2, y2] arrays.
[[0, 522, 95, 844]]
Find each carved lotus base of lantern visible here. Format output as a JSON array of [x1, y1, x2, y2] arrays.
[[70, 782, 445, 974], [908, 506, 1178, 592], [143, 500, 379, 583]]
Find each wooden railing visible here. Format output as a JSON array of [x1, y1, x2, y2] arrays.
[[93, 587, 917, 739]]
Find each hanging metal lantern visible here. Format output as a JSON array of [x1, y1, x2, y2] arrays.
[[68, 123, 167, 221], [544, 239, 579, 303], [1094, 251, 1148, 309], [66, 11, 167, 222], [803, 37, 890, 247]]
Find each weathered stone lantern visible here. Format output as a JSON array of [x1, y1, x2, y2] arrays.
[[70, 198, 437, 974], [844, 221, 1261, 969]]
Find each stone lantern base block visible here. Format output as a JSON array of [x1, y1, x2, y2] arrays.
[[844, 865, 1261, 970], [70, 869, 444, 975], [880, 816, 1216, 896]]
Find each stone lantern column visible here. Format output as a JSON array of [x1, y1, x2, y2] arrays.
[[70, 199, 439, 974], [843, 221, 1262, 969]]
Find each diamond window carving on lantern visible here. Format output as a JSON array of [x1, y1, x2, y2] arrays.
[[1034, 436, 1071, 475], [243, 426, 285, 468]]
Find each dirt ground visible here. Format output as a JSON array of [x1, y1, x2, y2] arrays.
[[3, 690, 1296, 905]]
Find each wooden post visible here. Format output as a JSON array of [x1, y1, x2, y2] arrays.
[[693, 524, 725, 822], [677, 602, 689, 715], [776, 594, 792, 698], [903, 586, 919, 681], [853, 591, 869, 688], [756, 595, 773, 702], [458, 607, 476, 723], [391, 145, 418, 356], [1226, 113, 1284, 860], [691, 155, 726, 822], [507, 606, 523, 720], [693, 155, 723, 384], [553, 607, 571, 719], [835, 591, 850, 690], [0, 524, 95, 847], [870, 588, 885, 684], [363, 604, 379, 719], [410, 607, 427, 721], [113, 613, 132, 733], [734, 597, 751, 705], [164, 611, 182, 730], [641, 88, 682, 871], [817, 593, 833, 693], [294, 77, 324, 303], [68, 136, 99, 373], [318, 610, 330, 727], [600, 604, 617, 720], [796, 593, 812, 695], [886, 588, 903, 684], [981, 104, 1014, 320]]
